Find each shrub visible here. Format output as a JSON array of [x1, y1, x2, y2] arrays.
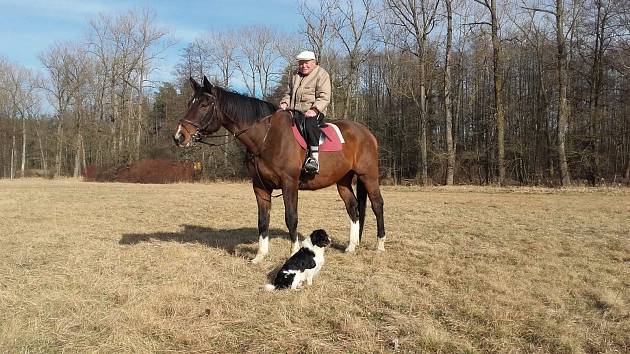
[[84, 159, 198, 184], [84, 164, 118, 182]]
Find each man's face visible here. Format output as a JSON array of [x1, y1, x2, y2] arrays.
[[298, 59, 316, 75]]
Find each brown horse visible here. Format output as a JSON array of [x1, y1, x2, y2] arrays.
[[174, 76, 384, 263]]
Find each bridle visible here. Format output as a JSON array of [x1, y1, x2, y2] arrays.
[[178, 91, 247, 147], [178, 90, 280, 198]]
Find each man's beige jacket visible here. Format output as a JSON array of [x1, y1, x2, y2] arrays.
[[280, 65, 331, 115]]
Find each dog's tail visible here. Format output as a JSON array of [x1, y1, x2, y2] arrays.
[[264, 284, 276, 292]]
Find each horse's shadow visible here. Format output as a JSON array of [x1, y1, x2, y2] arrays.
[[119, 224, 289, 257]]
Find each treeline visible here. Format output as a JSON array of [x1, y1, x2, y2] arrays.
[[1, 0, 629, 186]]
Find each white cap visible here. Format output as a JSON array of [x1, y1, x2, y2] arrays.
[[296, 50, 316, 61]]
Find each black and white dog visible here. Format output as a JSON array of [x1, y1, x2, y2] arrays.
[[265, 229, 331, 290]]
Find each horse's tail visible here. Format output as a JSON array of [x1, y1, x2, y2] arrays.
[[357, 178, 368, 241]]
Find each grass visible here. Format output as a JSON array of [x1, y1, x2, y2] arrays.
[[0, 178, 628, 353]]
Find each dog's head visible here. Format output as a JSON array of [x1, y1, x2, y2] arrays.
[[309, 229, 331, 248]]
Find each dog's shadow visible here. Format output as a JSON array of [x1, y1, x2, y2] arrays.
[[119, 224, 289, 258]]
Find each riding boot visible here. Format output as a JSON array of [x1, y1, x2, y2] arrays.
[[304, 146, 319, 173], [304, 115, 322, 174]]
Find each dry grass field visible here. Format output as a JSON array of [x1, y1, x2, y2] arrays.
[[0, 179, 628, 353]]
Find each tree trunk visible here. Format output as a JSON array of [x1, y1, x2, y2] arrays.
[[110, 78, 118, 163], [11, 134, 16, 179], [556, 0, 571, 186], [444, 0, 455, 185], [343, 61, 356, 121], [74, 98, 83, 178], [588, 0, 606, 181], [136, 54, 145, 162], [330, 79, 336, 119], [127, 84, 134, 162], [73, 133, 82, 178], [35, 123, 48, 175], [490, 0, 506, 185], [417, 37, 428, 185], [21, 114, 27, 177], [81, 136, 87, 175], [55, 114, 63, 177]]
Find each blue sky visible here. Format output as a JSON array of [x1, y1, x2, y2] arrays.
[[0, 0, 303, 83]]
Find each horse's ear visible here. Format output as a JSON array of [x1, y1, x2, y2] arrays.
[[190, 77, 201, 92], [203, 75, 213, 90]]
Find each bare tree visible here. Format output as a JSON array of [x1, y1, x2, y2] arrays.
[[523, 0, 586, 185], [299, 0, 337, 62], [235, 25, 284, 98], [0, 59, 40, 178], [385, 0, 439, 184], [473, 0, 507, 185], [199, 30, 238, 88], [297, 0, 337, 113], [86, 9, 169, 165], [444, 0, 456, 185], [332, 0, 377, 120], [40, 42, 80, 176]]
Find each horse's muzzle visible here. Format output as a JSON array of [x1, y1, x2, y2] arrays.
[[173, 133, 185, 147]]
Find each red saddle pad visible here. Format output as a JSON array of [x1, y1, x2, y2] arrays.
[[291, 123, 344, 152]]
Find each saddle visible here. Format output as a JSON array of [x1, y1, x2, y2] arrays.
[[291, 111, 344, 152]]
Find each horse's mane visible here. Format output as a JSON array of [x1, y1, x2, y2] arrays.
[[212, 86, 277, 124]]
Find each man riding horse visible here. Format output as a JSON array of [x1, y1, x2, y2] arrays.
[[174, 67, 385, 263], [279, 50, 331, 174]]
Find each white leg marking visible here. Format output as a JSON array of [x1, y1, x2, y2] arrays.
[[291, 239, 300, 255], [377, 237, 386, 252], [251, 235, 269, 264], [345, 219, 360, 253]]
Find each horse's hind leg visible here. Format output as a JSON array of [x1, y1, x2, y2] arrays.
[[252, 185, 271, 264], [358, 175, 385, 251], [337, 173, 360, 252]]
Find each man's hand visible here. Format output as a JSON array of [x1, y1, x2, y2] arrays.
[[305, 109, 318, 117], [279, 102, 288, 110]]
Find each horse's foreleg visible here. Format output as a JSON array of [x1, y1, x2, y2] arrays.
[[252, 186, 272, 264], [337, 176, 360, 253], [282, 184, 300, 255]]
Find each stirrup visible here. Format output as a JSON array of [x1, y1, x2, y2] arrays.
[[303, 157, 319, 174]]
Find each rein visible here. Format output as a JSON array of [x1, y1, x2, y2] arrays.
[[242, 116, 284, 199], [180, 91, 282, 199]]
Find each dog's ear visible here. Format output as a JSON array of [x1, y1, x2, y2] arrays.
[[310, 229, 330, 247]]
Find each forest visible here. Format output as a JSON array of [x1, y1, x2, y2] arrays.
[[1, 0, 629, 186]]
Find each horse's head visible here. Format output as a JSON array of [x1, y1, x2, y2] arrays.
[[173, 75, 223, 147]]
